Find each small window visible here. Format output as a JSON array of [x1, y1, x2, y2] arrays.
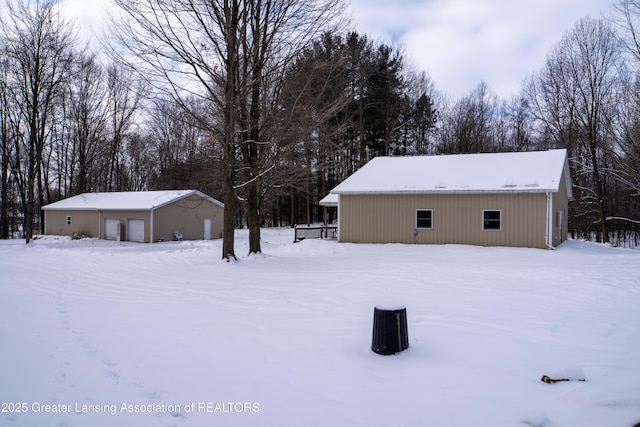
[[483, 210, 501, 231], [416, 209, 433, 229], [66, 216, 72, 225]]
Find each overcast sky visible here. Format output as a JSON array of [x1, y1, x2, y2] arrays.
[[61, 0, 616, 100]]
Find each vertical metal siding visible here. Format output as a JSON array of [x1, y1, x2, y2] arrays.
[[552, 172, 570, 246], [153, 195, 224, 242], [44, 210, 100, 237], [339, 193, 550, 248]]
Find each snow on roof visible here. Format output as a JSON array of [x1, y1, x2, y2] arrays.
[[330, 149, 570, 195], [42, 190, 223, 211], [319, 193, 338, 207]]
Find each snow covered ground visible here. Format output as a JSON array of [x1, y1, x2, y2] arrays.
[[1, 229, 639, 427]]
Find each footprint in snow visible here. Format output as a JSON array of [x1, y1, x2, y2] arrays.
[[521, 414, 551, 427], [106, 370, 121, 382], [102, 359, 117, 368]]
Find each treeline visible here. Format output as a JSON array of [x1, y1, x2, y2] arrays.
[[1, 0, 639, 251]]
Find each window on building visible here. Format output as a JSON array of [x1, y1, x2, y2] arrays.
[[416, 209, 433, 229], [66, 216, 72, 225], [483, 210, 501, 231]]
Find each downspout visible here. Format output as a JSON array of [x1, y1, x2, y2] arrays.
[[336, 195, 340, 242], [150, 207, 154, 243], [545, 192, 555, 250], [98, 210, 102, 239]]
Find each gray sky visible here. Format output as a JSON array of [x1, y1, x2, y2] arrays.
[[61, 0, 616, 100]]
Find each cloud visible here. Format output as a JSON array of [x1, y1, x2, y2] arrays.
[[349, 0, 615, 99], [58, 0, 110, 42], [56, 0, 615, 100]]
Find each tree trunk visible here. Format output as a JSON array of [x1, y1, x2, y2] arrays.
[[590, 145, 609, 243], [220, 0, 240, 261], [247, 183, 261, 253], [0, 106, 9, 239], [222, 137, 236, 260], [24, 135, 36, 243]]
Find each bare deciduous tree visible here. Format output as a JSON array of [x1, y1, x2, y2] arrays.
[[0, 0, 76, 243], [102, 65, 145, 192], [437, 81, 499, 154], [613, 0, 640, 62], [528, 18, 622, 242], [109, 0, 344, 259], [0, 57, 12, 239], [68, 53, 108, 194]]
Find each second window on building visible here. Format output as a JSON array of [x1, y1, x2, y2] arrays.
[[416, 209, 433, 229]]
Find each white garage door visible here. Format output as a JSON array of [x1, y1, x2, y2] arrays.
[[127, 219, 145, 243], [104, 219, 120, 240]]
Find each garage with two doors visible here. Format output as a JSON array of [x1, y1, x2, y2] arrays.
[[42, 190, 224, 243], [102, 218, 145, 242]]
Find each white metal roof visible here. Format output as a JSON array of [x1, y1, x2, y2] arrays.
[[330, 149, 571, 195], [42, 190, 223, 211]]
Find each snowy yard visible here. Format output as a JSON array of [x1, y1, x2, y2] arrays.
[[1, 228, 639, 427]]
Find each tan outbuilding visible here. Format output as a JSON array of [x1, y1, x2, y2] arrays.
[[42, 190, 224, 243], [323, 149, 572, 249]]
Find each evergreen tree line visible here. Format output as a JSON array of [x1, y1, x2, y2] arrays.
[[1, 0, 639, 251]]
